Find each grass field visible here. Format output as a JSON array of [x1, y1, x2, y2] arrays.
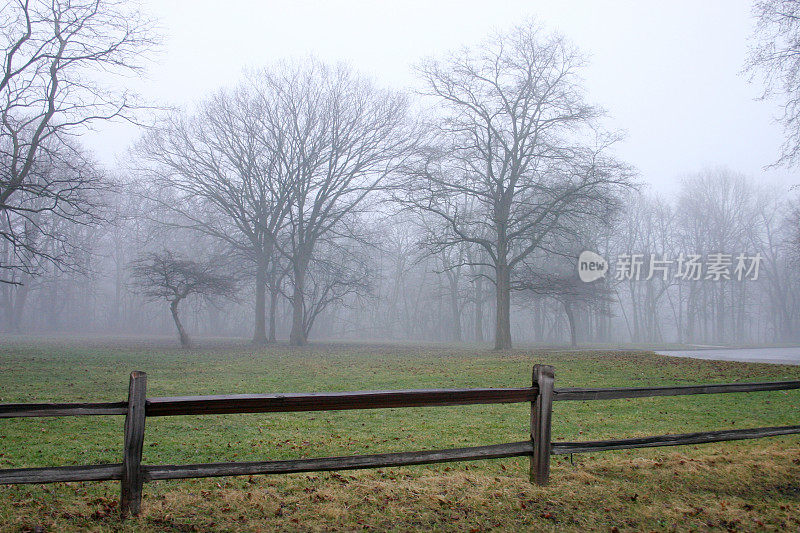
[[0, 339, 799, 532]]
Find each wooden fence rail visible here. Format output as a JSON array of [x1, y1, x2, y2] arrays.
[[145, 387, 537, 416], [1, 364, 799, 518]]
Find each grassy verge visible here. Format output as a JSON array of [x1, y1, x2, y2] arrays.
[[0, 340, 799, 531]]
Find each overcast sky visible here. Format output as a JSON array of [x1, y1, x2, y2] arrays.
[[86, 0, 794, 196]]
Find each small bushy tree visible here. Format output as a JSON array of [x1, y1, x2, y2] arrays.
[[130, 251, 236, 347]]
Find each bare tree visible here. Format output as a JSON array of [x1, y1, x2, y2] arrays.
[[414, 212, 470, 342], [518, 250, 612, 348], [129, 251, 236, 347], [0, 0, 155, 280], [675, 169, 754, 344], [295, 237, 373, 340], [745, 0, 800, 166], [255, 60, 415, 346], [403, 22, 633, 349], [138, 85, 291, 346], [610, 192, 678, 343], [0, 193, 100, 331], [1, 141, 107, 279]]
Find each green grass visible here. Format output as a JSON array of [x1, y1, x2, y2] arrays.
[[0, 339, 799, 531]]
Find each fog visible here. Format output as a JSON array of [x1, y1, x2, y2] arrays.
[[3, 0, 800, 349]]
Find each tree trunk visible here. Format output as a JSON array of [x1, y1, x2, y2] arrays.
[[563, 302, 577, 348], [268, 280, 278, 344], [10, 283, 29, 333], [449, 279, 462, 343], [253, 255, 268, 346], [170, 299, 190, 348], [494, 264, 512, 350], [474, 278, 484, 343], [716, 285, 725, 344], [113, 253, 122, 330], [289, 256, 309, 346]]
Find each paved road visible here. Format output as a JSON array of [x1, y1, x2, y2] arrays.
[[657, 347, 800, 365]]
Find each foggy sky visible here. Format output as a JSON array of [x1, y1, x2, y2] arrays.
[[84, 0, 793, 196]]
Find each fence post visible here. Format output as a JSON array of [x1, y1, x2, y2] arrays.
[[121, 371, 147, 518], [530, 364, 554, 485]]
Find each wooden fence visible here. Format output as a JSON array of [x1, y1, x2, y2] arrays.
[[1, 364, 799, 518]]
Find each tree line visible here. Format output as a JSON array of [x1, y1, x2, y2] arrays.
[[2, 0, 799, 349]]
